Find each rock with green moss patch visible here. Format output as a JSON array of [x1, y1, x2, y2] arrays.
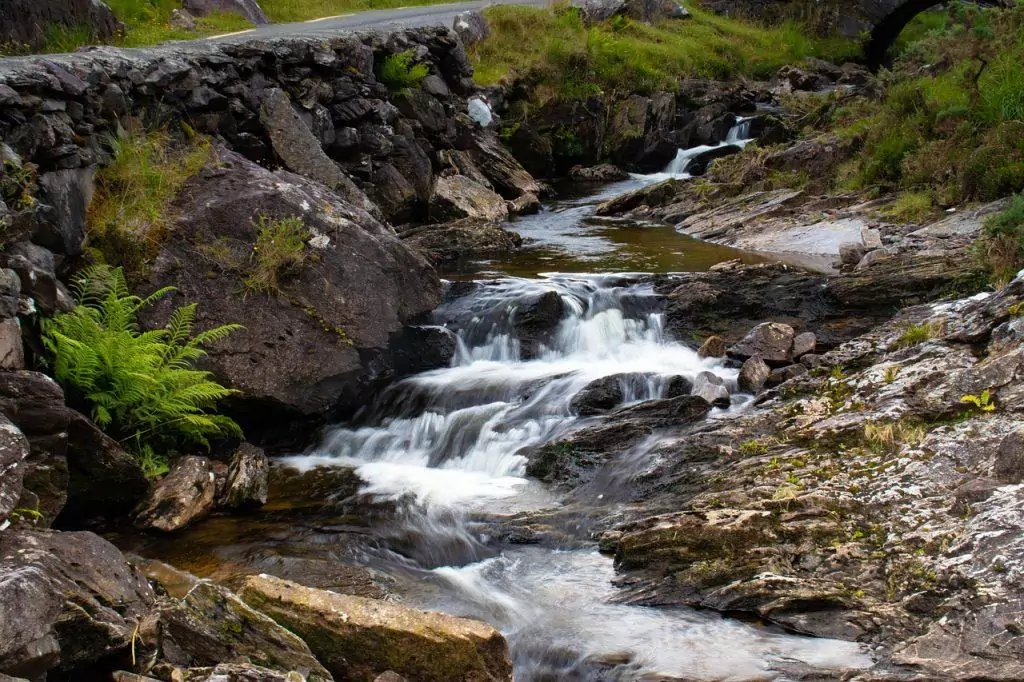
[[237, 574, 512, 682]]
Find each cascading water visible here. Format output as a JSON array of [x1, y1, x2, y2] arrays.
[[661, 116, 755, 177], [287, 275, 871, 680]]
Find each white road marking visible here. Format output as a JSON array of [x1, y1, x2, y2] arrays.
[[305, 14, 354, 22], [206, 28, 256, 39]]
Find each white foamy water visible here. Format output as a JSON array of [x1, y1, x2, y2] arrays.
[[286, 269, 871, 678]]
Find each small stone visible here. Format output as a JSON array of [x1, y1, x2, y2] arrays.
[[738, 356, 771, 393], [133, 456, 217, 532], [838, 241, 866, 266], [856, 247, 898, 271], [692, 371, 730, 408], [860, 227, 883, 250], [766, 363, 807, 387], [697, 335, 727, 359]]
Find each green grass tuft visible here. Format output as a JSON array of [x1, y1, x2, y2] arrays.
[[976, 194, 1024, 286], [243, 215, 311, 295], [377, 50, 430, 92]]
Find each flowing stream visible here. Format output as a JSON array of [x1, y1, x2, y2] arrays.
[[285, 153, 874, 681]]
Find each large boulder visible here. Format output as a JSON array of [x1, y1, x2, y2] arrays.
[[727, 322, 796, 366], [468, 131, 544, 200], [452, 11, 489, 46], [34, 168, 95, 257], [0, 0, 120, 52], [428, 175, 509, 223], [133, 456, 218, 533], [0, 371, 147, 527], [141, 149, 441, 429], [150, 581, 331, 681], [237, 574, 513, 682], [183, 0, 268, 24], [0, 529, 155, 679]]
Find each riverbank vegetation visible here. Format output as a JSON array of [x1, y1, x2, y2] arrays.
[[470, 4, 858, 94]]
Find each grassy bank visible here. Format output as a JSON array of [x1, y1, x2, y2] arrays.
[[470, 4, 858, 95], [259, 0, 452, 22]]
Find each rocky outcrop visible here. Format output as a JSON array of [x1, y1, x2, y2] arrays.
[[148, 581, 331, 681], [0, 415, 29, 524], [429, 175, 509, 223], [0, 0, 121, 52], [140, 149, 440, 429], [0, 371, 148, 527], [402, 218, 522, 267], [183, 0, 269, 24], [237, 574, 513, 681], [134, 456, 218, 533], [0, 529, 155, 679]]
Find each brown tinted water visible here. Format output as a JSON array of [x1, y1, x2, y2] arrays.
[[439, 176, 772, 280]]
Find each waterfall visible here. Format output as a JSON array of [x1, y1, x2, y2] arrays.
[[662, 116, 755, 177]]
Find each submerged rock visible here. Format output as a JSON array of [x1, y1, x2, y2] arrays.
[[237, 574, 513, 681]]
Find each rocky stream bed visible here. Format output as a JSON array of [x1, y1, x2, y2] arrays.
[[1, 13, 1023, 682]]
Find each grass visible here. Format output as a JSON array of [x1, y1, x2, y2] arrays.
[[469, 4, 858, 95], [87, 126, 214, 279], [893, 321, 939, 349], [260, 0, 452, 22], [815, 3, 1024, 205], [976, 193, 1024, 286], [243, 215, 311, 294], [884, 191, 935, 224], [863, 420, 927, 455], [378, 50, 430, 93]]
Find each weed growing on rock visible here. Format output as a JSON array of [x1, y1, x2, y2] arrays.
[[863, 420, 927, 456], [893, 322, 938, 349], [378, 50, 430, 93], [884, 191, 935, 224], [243, 215, 311, 295], [0, 158, 37, 210], [976, 193, 1024, 286], [42, 266, 242, 469], [960, 390, 997, 413], [88, 127, 213, 280], [738, 439, 769, 457]]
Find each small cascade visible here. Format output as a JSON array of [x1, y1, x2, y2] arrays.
[[662, 116, 756, 177], [286, 274, 872, 680]]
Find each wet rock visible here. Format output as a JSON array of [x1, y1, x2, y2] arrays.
[[141, 150, 440, 427], [402, 219, 522, 266], [183, 0, 268, 24], [221, 443, 269, 510], [452, 11, 489, 45], [0, 529, 154, 679], [429, 175, 509, 223], [728, 322, 796, 366], [512, 290, 563, 359], [571, 376, 627, 416], [685, 144, 743, 176], [791, 331, 816, 359], [469, 131, 544, 200], [596, 179, 685, 216], [237, 573, 513, 681], [34, 168, 95, 256], [0, 415, 29, 524], [697, 335, 726, 359], [134, 456, 217, 533], [507, 192, 541, 216], [152, 581, 331, 681], [569, 164, 629, 183], [993, 429, 1024, 484], [737, 356, 771, 393], [261, 88, 378, 219], [691, 371, 730, 408]]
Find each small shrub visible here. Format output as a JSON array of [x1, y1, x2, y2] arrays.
[[378, 50, 430, 92], [243, 215, 310, 294], [42, 266, 243, 467], [893, 321, 938, 349], [884, 191, 934, 223], [976, 194, 1024, 286]]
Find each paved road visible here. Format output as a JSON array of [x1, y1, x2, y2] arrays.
[[205, 0, 550, 44]]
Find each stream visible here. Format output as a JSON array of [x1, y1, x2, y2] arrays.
[[127, 125, 873, 680]]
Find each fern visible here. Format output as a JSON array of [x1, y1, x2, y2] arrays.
[[43, 266, 243, 464]]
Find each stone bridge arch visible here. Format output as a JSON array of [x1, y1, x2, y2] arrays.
[[861, 0, 946, 67]]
